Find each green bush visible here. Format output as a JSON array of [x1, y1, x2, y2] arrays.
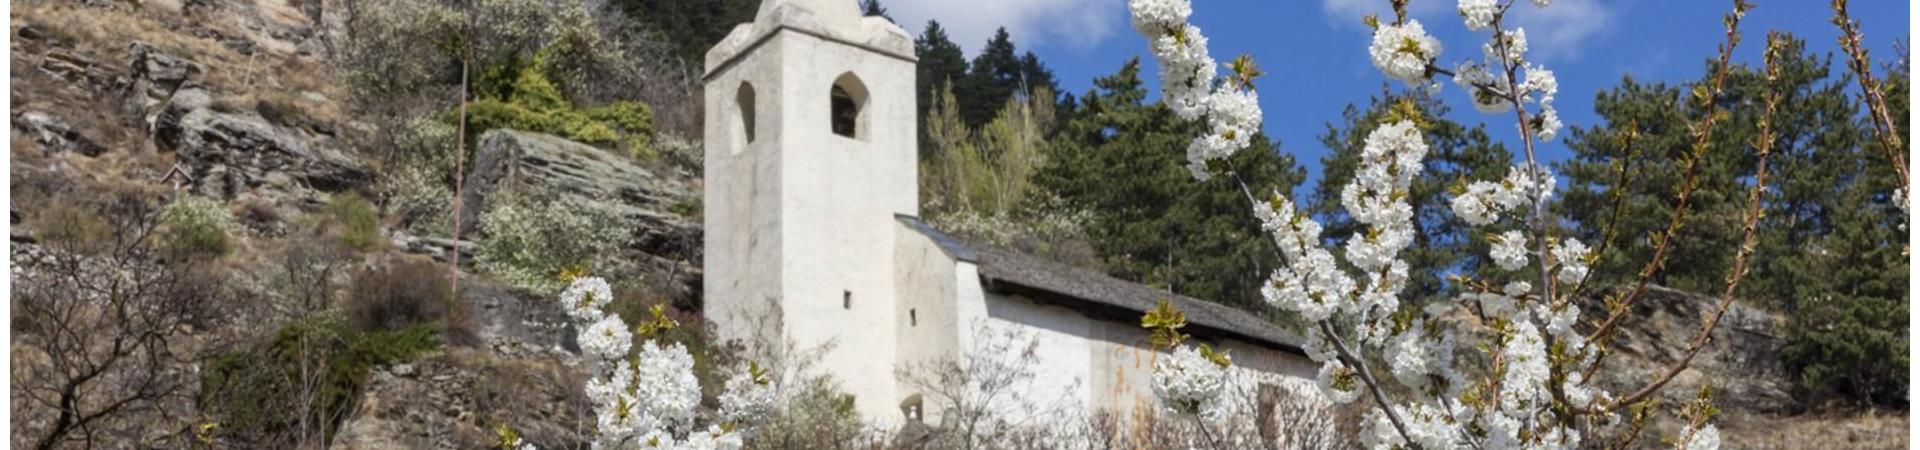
[[476, 189, 630, 296], [460, 62, 655, 157], [200, 317, 440, 444], [325, 192, 382, 251], [157, 196, 233, 260]]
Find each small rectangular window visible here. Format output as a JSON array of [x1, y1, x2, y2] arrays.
[[910, 309, 917, 326], [843, 290, 852, 310]]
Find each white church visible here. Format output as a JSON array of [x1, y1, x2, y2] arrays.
[[700, 0, 1321, 427]]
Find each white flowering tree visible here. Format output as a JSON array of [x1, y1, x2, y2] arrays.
[[507, 276, 778, 450], [1125, 0, 1816, 448]]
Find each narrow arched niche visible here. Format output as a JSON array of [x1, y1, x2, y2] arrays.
[[734, 82, 756, 152], [829, 72, 869, 141]]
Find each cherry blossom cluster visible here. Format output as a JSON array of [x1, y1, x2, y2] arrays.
[[1128, 0, 1264, 181], [1150, 345, 1236, 420], [557, 277, 775, 450], [1368, 20, 1443, 88], [1254, 196, 1352, 323], [1449, 164, 1547, 225], [1253, 120, 1431, 399], [1450, 0, 1564, 141], [1678, 424, 1721, 450]]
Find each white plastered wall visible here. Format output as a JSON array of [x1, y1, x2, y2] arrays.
[[702, 0, 921, 424]]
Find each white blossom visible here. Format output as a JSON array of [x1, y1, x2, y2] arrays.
[[1523, 65, 1559, 105], [1535, 106, 1563, 141], [1679, 424, 1721, 450], [1315, 361, 1363, 404], [1149, 25, 1217, 119], [1553, 238, 1591, 285], [1256, 195, 1356, 322], [718, 365, 777, 428], [555, 277, 772, 449], [1370, 20, 1443, 85], [1543, 303, 1579, 337], [1459, 0, 1498, 31], [561, 276, 614, 322], [1152, 345, 1232, 419], [1504, 280, 1533, 298], [1484, 28, 1529, 64], [1127, 0, 1191, 35], [1452, 181, 1503, 226], [581, 314, 634, 361], [631, 341, 703, 430], [1454, 61, 1513, 114], [1491, 230, 1529, 271], [1361, 403, 1460, 450], [1342, 121, 1427, 275]]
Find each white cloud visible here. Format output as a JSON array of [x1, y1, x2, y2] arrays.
[[1507, 0, 1613, 61], [882, 0, 1124, 55]]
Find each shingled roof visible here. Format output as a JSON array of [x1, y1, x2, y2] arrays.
[[898, 216, 1305, 355]]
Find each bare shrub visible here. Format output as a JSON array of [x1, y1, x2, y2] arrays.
[[265, 232, 354, 318], [12, 186, 233, 449], [342, 257, 475, 346], [895, 322, 1052, 448]]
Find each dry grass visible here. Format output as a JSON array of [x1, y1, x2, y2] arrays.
[[1719, 411, 1908, 450], [14, 1, 349, 125]]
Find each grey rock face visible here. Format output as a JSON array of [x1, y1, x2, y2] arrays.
[[12, 110, 104, 156], [155, 87, 370, 198], [1589, 286, 1793, 414], [459, 129, 700, 261]]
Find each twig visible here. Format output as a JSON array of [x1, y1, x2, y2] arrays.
[[1582, 0, 1749, 359], [1603, 31, 1782, 410], [1831, 0, 1910, 198]]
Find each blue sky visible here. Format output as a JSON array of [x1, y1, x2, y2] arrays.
[[885, 0, 1911, 188]]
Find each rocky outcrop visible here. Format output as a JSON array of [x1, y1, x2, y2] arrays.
[[459, 129, 701, 261], [155, 86, 371, 198], [1587, 285, 1793, 414]]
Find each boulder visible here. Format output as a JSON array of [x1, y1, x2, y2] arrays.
[[455, 271, 575, 353], [155, 87, 371, 198], [459, 129, 700, 261], [1587, 285, 1793, 414], [127, 42, 199, 95]]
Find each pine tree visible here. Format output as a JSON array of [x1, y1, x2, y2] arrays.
[[962, 28, 1025, 129], [916, 21, 969, 158], [1555, 70, 1749, 293], [860, 0, 893, 22], [1778, 41, 1909, 408], [1560, 34, 1909, 408], [1310, 90, 1511, 302], [1039, 59, 1307, 312], [1726, 36, 1869, 308]]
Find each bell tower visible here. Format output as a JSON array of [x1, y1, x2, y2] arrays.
[[701, 0, 919, 422]]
